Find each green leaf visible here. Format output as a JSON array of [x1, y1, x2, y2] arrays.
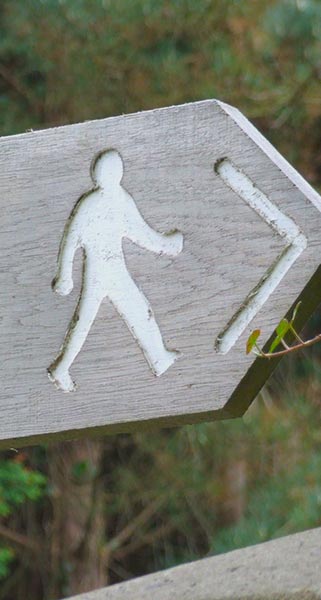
[[269, 318, 291, 353], [276, 318, 290, 337], [291, 301, 301, 324], [246, 329, 261, 354]]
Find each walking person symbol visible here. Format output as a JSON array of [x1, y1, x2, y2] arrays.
[[48, 150, 184, 391]]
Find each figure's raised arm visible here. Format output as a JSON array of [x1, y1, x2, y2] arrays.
[[125, 193, 183, 257], [52, 207, 82, 296]]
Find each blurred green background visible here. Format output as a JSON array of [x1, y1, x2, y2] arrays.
[[0, 1, 320, 598]]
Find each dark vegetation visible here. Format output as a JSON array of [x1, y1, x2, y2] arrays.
[[0, 1, 320, 598]]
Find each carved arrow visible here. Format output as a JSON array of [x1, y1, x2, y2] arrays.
[[215, 157, 307, 355]]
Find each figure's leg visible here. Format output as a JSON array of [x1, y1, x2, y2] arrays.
[[108, 272, 180, 376], [48, 284, 103, 391]]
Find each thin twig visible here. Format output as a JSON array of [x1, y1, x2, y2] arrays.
[[114, 522, 175, 560], [281, 339, 290, 350], [290, 324, 304, 344], [258, 332, 321, 359], [104, 497, 164, 553], [0, 524, 39, 553]]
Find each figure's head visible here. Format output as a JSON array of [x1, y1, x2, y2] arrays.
[[92, 150, 124, 188]]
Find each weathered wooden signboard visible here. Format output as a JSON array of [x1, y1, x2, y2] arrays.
[[1, 99, 321, 448]]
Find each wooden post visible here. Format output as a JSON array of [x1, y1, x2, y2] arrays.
[[62, 528, 321, 600]]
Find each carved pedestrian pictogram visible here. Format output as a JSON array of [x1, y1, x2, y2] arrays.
[[48, 150, 183, 391]]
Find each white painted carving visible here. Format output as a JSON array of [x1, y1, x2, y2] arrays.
[[215, 158, 307, 355], [48, 150, 183, 391]]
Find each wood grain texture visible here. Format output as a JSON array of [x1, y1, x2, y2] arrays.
[[66, 528, 321, 600], [0, 99, 321, 448]]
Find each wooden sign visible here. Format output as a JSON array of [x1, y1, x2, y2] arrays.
[[1, 100, 321, 448]]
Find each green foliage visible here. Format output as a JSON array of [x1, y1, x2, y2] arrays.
[[0, 458, 46, 580], [0, 460, 46, 517], [1, 0, 320, 149]]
